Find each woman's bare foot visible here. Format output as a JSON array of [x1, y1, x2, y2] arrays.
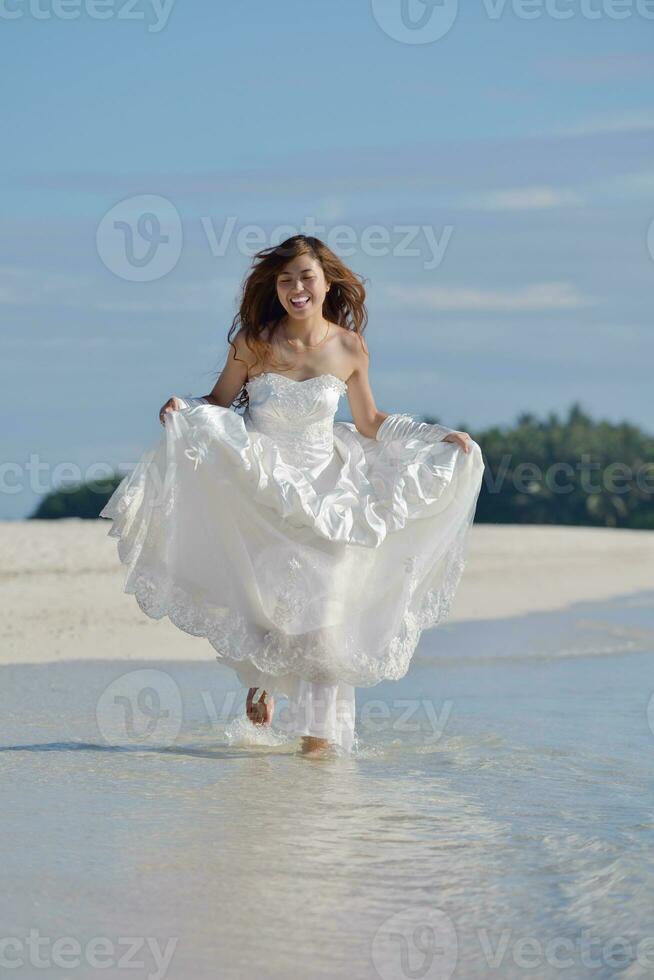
[[301, 736, 331, 757], [246, 688, 274, 726]]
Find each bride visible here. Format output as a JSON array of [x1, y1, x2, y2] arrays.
[[100, 234, 485, 757]]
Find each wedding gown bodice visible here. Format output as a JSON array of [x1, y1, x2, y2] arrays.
[[244, 372, 348, 468]]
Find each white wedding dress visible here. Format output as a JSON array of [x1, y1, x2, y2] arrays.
[[100, 372, 485, 752]]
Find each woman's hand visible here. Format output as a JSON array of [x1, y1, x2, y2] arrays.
[[159, 396, 185, 427], [443, 430, 473, 454]]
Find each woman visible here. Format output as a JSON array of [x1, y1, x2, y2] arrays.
[[100, 235, 485, 757]]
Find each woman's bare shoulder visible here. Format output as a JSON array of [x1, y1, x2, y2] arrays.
[[339, 326, 369, 358], [229, 326, 260, 369], [333, 327, 368, 383]]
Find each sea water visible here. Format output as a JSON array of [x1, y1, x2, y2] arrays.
[[1, 590, 653, 979]]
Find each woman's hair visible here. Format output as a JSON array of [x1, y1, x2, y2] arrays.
[[222, 235, 368, 410]]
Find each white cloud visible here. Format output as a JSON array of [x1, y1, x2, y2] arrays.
[[0, 267, 93, 306], [0, 266, 237, 314], [317, 196, 347, 221], [537, 53, 654, 83], [383, 282, 594, 312], [594, 169, 654, 197], [462, 185, 584, 211], [538, 110, 654, 138]]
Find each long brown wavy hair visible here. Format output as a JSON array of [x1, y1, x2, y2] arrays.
[[221, 235, 369, 411]]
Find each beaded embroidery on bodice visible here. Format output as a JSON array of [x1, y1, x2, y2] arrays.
[[244, 372, 348, 467]]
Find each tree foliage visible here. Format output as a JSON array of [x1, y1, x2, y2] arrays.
[[31, 473, 126, 520], [425, 401, 654, 528]]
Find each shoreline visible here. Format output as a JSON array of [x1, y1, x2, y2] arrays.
[[1, 521, 652, 666]]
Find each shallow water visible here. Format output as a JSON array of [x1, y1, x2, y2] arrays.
[[1, 591, 653, 979]]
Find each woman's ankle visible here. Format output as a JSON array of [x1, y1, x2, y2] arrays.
[[301, 736, 331, 755]]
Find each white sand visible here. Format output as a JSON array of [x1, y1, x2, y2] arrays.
[[1, 520, 652, 665]]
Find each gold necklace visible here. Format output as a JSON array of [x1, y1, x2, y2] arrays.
[[283, 321, 331, 349]]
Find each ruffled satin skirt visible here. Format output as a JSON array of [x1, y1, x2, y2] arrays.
[[100, 402, 485, 751]]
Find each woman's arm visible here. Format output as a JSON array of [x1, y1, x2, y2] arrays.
[[202, 328, 252, 408], [159, 329, 253, 424], [343, 333, 390, 439], [345, 333, 473, 453]]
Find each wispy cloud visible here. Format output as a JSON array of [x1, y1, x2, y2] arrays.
[[586, 168, 654, 200], [537, 53, 654, 83], [0, 266, 237, 313], [539, 110, 654, 138], [11, 126, 654, 203], [383, 282, 594, 313], [461, 185, 584, 211], [0, 267, 95, 306]]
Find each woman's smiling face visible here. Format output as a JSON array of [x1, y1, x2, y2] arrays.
[[276, 256, 330, 320]]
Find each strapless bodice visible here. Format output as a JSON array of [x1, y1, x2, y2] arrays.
[[243, 372, 348, 468]]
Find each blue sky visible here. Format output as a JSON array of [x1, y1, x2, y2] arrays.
[[2, 0, 653, 518]]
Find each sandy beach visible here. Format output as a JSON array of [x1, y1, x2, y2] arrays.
[[1, 520, 652, 666]]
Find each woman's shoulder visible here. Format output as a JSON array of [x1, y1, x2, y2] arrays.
[[229, 326, 260, 371], [338, 325, 369, 357]]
